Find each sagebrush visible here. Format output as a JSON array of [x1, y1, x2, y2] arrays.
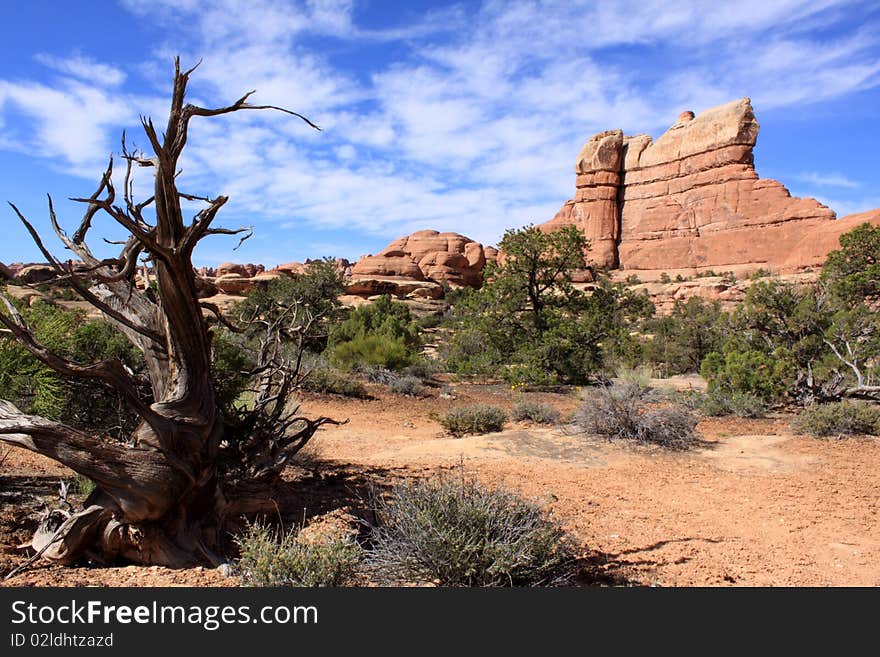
[[791, 402, 880, 438], [573, 383, 701, 450], [368, 472, 576, 586], [439, 404, 506, 436], [511, 399, 561, 425], [235, 522, 362, 587]]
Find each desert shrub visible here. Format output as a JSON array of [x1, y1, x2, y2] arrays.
[[439, 404, 506, 436], [330, 333, 417, 371], [328, 295, 420, 371], [700, 349, 792, 404], [368, 473, 576, 586], [211, 331, 253, 411], [402, 358, 441, 381], [659, 272, 671, 283], [357, 365, 397, 384], [442, 327, 504, 379], [790, 402, 880, 438], [573, 383, 701, 450], [616, 365, 653, 389], [235, 522, 362, 587], [389, 375, 426, 397], [301, 366, 369, 398], [501, 360, 560, 387], [236, 259, 345, 355], [511, 399, 561, 425], [699, 389, 766, 418], [442, 226, 653, 384]]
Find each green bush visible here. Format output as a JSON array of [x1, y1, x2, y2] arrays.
[[235, 522, 362, 587], [330, 334, 417, 371], [328, 296, 421, 371], [439, 405, 507, 436], [368, 472, 576, 586], [0, 300, 144, 440], [700, 349, 791, 403], [643, 297, 725, 376], [501, 360, 560, 388], [211, 331, 253, 411], [791, 402, 880, 438], [510, 399, 561, 425], [442, 328, 504, 379], [442, 226, 653, 385], [402, 358, 441, 381], [71, 475, 96, 497], [573, 383, 701, 450]]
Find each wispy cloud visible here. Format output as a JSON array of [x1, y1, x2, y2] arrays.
[[1, 0, 879, 265], [795, 172, 861, 189], [35, 53, 127, 87]]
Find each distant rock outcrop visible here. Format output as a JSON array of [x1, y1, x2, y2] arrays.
[[542, 98, 879, 278], [348, 230, 489, 300]]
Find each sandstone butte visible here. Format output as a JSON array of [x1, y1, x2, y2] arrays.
[[540, 98, 880, 280]]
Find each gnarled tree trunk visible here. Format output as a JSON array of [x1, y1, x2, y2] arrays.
[[0, 59, 330, 567]]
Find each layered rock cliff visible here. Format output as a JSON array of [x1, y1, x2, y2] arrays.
[[542, 98, 879, 278]]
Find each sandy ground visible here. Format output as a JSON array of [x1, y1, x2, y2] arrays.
[[1, 379, 878, 586]]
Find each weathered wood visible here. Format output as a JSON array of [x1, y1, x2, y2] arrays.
[[0, 58, 321, 568]]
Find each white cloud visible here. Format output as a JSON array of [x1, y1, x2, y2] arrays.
[[0, 78, 138, 176], [1, 0, 878, 266], [35, 53, 127, 87]]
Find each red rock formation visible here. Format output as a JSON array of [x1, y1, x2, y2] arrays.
[[351, 230, 488, 295], [216, 262, 264, 278], [783, 209, 880, 271], [542, 129, 624, 268], [542, 98, 867, 278], [0, 262, 12, 280]]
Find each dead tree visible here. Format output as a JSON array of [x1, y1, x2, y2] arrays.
[[0, 59, 334, 567]]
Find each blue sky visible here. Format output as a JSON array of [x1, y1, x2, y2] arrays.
[[1, 0, 879, 268]]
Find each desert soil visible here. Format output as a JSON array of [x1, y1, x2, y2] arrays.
[[1, 378, 878, 587]]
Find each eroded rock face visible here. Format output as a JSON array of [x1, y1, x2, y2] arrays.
[[0, 262, 12, 280], [783, 209, 880, 271], [543, 98, 856, 276], [617, 271, 821, 315], [348, 230, 489, 298], [542, 129, 624, 269]]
